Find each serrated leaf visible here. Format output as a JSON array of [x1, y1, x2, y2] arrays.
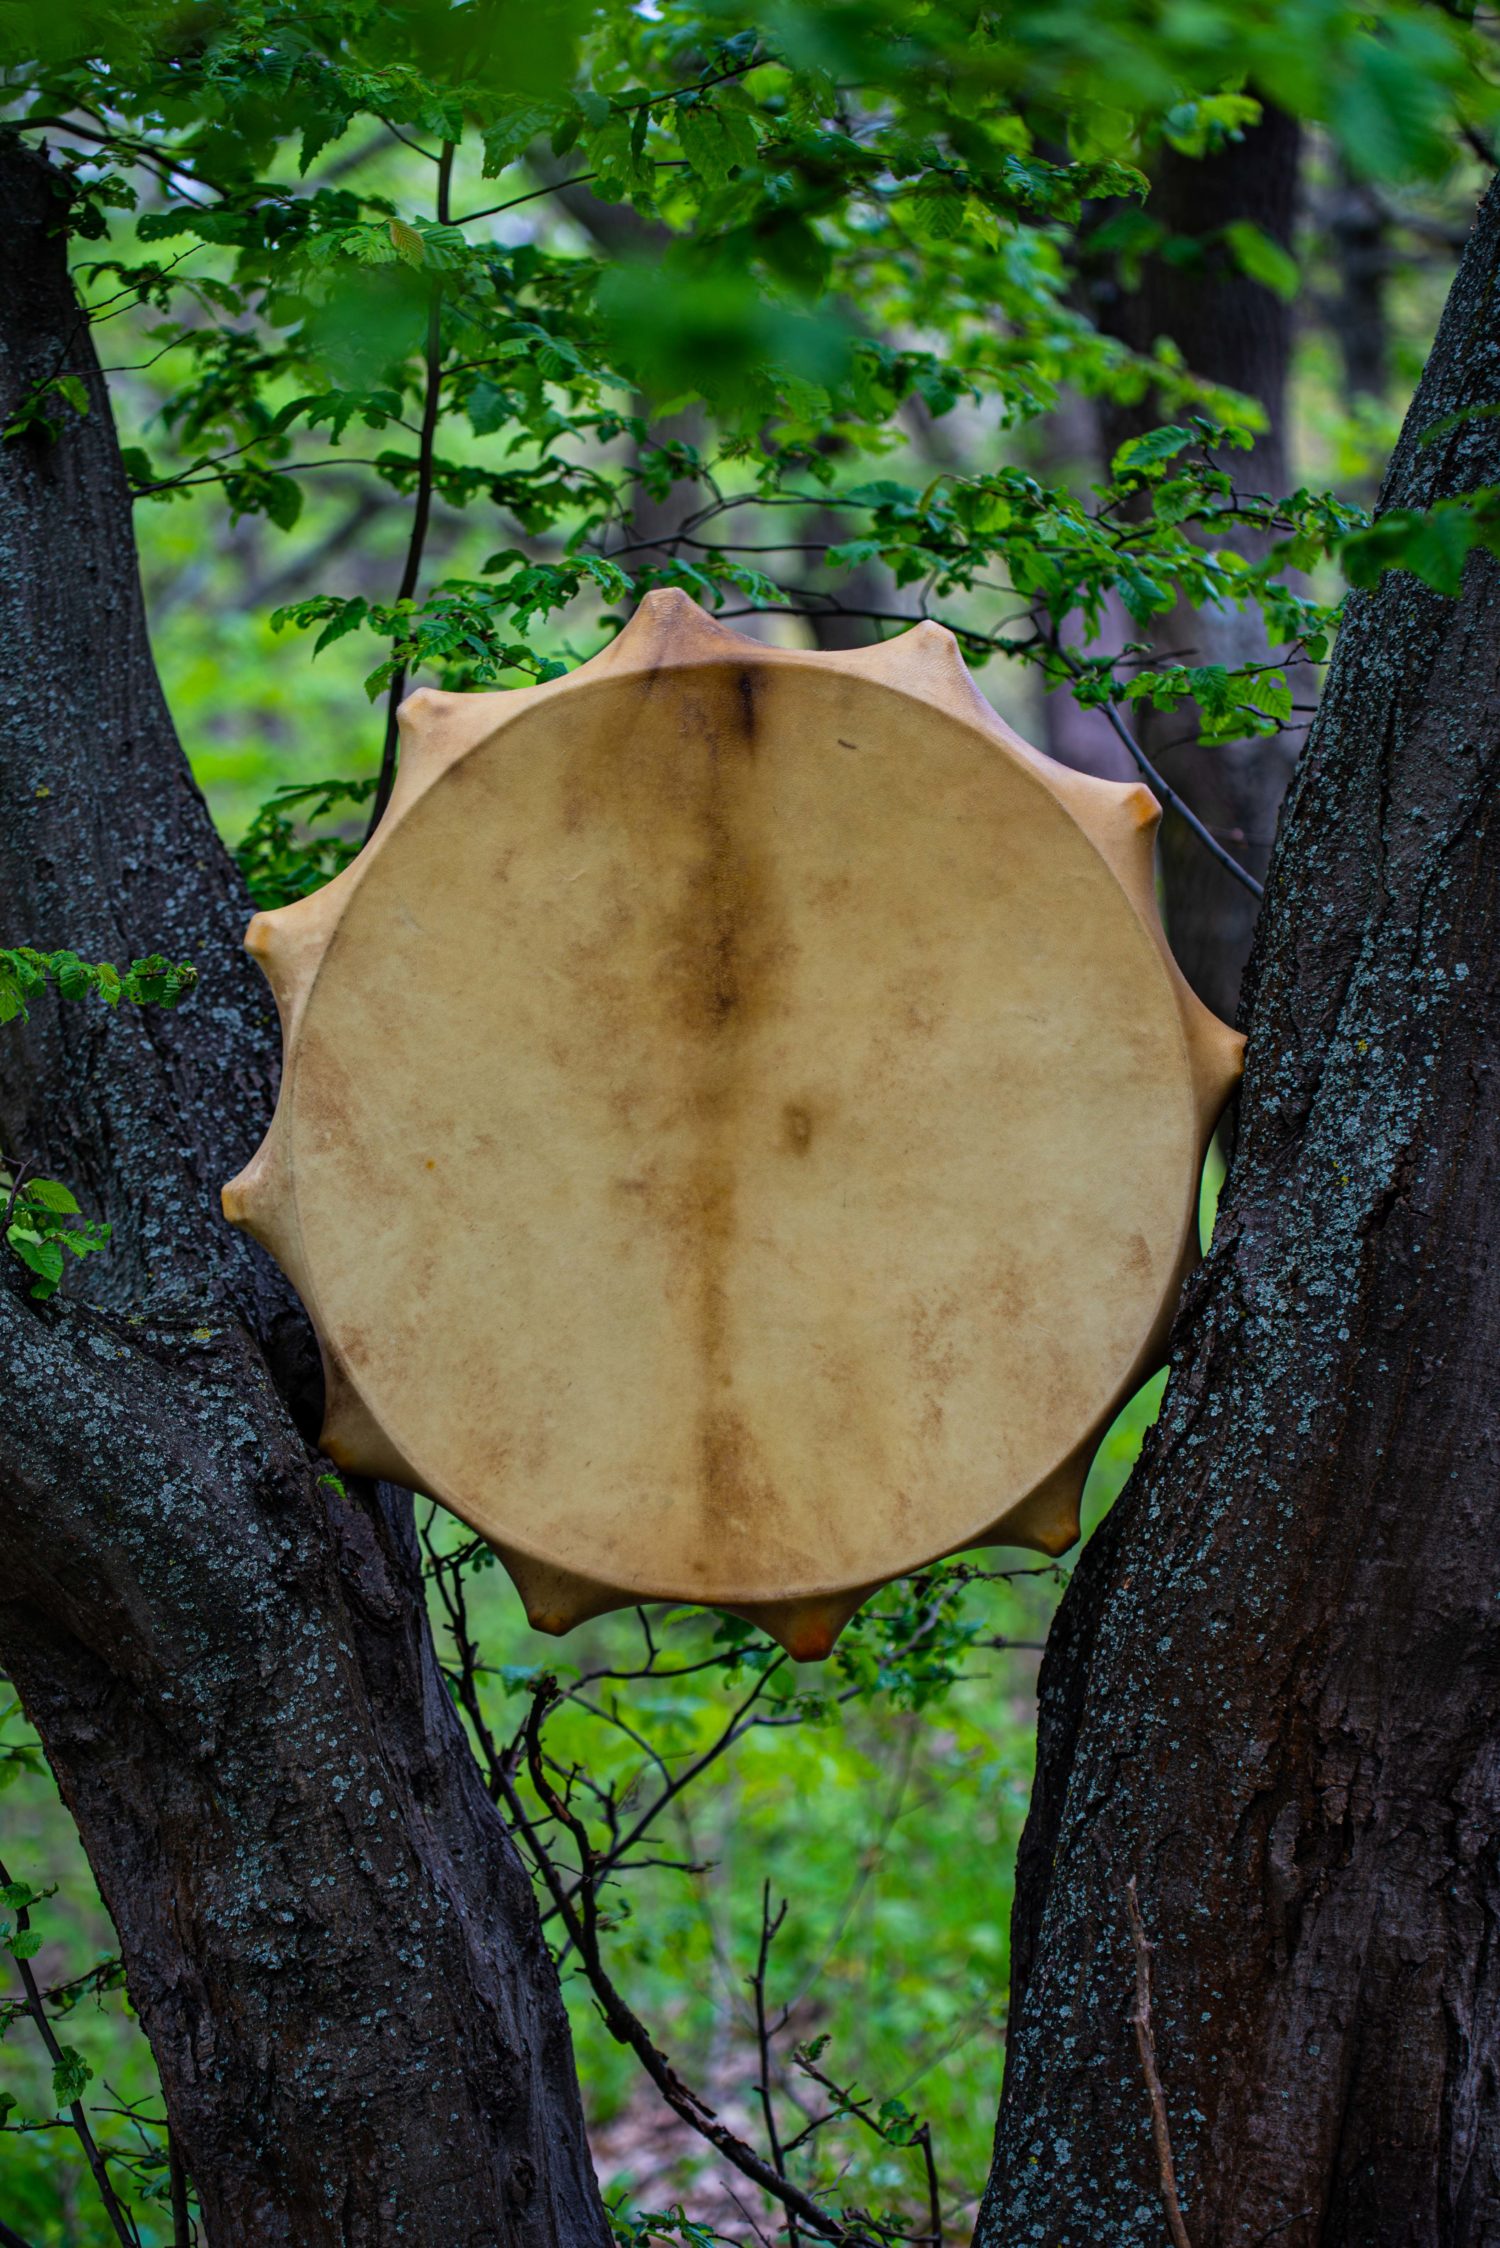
[[348, 225, 397, 266], [389, 219, 426, 267], [1112, 425, 1195, 476], [677, 104, 731, 188], [135, 209, 202, 242], [417, 222, 468, 271], [312, 598, 369, 654], [482, 102, 555, 176], [8, 1230, 64, 1284], [718, 104, 759, 170], [299, 107, 352, 176], [25, 1179, 80, 1215], [589, 114, 638, 186], [910, 174, 969, 241], [52, 2046, 92, 2107], [61, 1222, 112, 1259], [7, 1929, 42, 1960], [467, 380, 509, 437]]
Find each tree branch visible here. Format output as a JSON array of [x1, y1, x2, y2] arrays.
[[368, 138, 454, 838], [1124, 1878, 1195, 2248], [0, 1853, 139, 2247], [1098, 702, 1265, 899], [753, 1882, 797, 2247], [521, 1676, 876, 2248]]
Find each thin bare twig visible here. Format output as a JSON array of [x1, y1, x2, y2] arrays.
[[540, 1655, 788, 1918], [1247, 2212, 1317, 2246], [1124, 1877, 1195, 2248], [914, 2123, 942, 2248], [752, 1882, 797, 2247], [1, 1153, 36, 1235], [521, 1677, 874, 2247], [724, 2183, 777, 2248], [368, 137, 455, 838], [423, 1549, 987, 2247], [1096, 704, 1264, 901]]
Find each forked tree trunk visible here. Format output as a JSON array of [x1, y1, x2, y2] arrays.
[[0, 137, 608, 2248], [979, 173, 1500, 2247]]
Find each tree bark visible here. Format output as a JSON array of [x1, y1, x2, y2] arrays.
[[1091, 108, 1303, 1020], [0, 137, 609, 2248], [978, 172, 1500, 2248]]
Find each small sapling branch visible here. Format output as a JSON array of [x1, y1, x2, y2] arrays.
[[0, 1854, 140, 2247], [1125, 1876, 1195, 2248]]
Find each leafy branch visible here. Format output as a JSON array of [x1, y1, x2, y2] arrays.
[[0, 947, 196, 1027], [0, 949, 195, 1296], [423, 1518, 1054, 2237], [0, 1859, 138, 2247], [1, 1165, 111, 1302]]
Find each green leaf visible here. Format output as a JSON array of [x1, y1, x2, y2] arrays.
[[1418, 402, 1500, 447], [51, 2046, 92, 2108], [1112, 425, 1195, 476], [1222, 220, 1300, 302], [718, 103, 759, 171], [1339, 501, 1490, 598], [482, 102, 556, 176], [677, 103, 733, 188], [52, 952, 89, 1001], [261, 475, 304, 533], [61, 1220, 112, 1259], [417, 222, 468, 271], [908, 172, 969, 241], [299, 106, 352, 176], [7, 1928, 42, 1960], [1160, 93, 1262, 157], [24, 1178, 80, 1215], [8, 1229, 65, 1292]]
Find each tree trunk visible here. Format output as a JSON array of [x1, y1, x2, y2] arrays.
[[1092, 107, 1303, 1021], [978, 172, 1500, 2248], [1325, 164, 1390, 408], [0, 137, 609, 2248]]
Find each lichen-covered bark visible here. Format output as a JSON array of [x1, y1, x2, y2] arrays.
[[0, 137, 609, 2248], [978, 175, 1500, 2248]]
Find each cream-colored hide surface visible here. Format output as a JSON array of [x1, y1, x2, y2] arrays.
[[225, 592, 1241, 1658]]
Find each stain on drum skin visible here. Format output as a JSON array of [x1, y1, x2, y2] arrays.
[[223, 591, 1243, 1659]]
